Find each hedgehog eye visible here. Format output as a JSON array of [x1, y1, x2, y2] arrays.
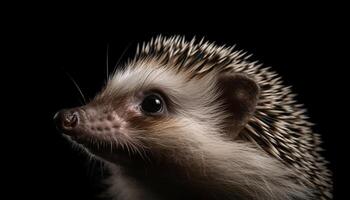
[[141, 94, 164, 114]]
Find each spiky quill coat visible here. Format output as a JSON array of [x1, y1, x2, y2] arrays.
[[65, 36, 333, 200]]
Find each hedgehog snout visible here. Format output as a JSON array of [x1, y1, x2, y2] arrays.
[[54, 108, 82, 135], [54, 106, 125, 138]]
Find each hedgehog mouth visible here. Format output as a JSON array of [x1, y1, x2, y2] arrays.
[[64, 133, 146, 164]]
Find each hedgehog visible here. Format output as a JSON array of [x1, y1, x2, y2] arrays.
[[54, 35, 332, 200]]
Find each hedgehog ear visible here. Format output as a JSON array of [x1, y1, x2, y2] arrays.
[[217, 73, 260, 139]]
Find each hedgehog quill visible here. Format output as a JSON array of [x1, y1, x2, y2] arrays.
[[54, 36, 332, 200]]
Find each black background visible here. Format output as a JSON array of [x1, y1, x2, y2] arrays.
[[7, 5, 344, 200]]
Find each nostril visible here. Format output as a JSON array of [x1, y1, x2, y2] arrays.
[[54, 109, 80, 132], [63, 112, 79, 129]]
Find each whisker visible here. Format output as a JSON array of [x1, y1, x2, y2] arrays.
[[106, 43, 110, 82], [99, 160, 104, 178], [112, 41, 134, 76], [110, 140, 113, 154], [63, 70, 87, 104], [129, 141, 147, 162]]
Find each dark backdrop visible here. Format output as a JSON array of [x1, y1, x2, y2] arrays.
[[9, 8, 343, 200]]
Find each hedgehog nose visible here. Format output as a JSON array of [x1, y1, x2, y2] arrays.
[[54, 109, 80, 133]]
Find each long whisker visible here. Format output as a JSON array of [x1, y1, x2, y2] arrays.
[[129, 140, 150, 163], [106, 43, 110, 82], [64, 71, 87, 104], [112, 41, 134, 76]]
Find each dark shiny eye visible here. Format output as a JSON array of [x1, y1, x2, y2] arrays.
[[141, 94, 164, 114]]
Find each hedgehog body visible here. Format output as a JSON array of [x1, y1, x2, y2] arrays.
[[55, 36, 332, 200], [131, 36, 333, 199]]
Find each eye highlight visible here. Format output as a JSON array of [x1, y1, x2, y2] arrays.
[[141, 94, 165, 115]]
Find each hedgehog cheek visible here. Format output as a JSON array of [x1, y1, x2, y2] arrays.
[[217, 73, 260, 139]]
